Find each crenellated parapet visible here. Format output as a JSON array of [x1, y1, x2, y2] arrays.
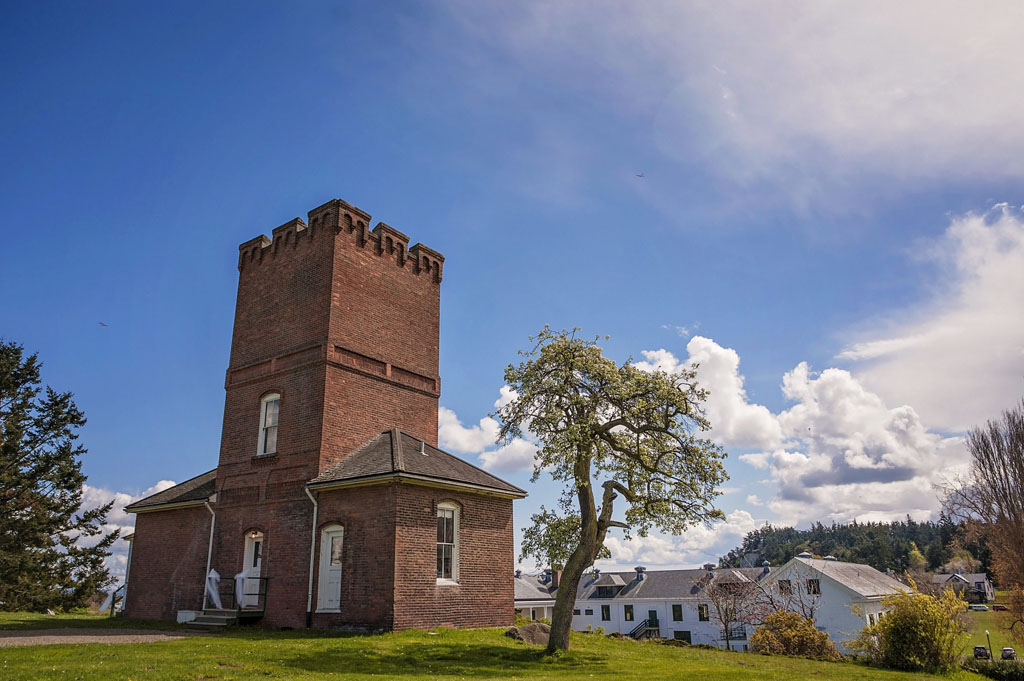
[[237, 198, 444, 283]]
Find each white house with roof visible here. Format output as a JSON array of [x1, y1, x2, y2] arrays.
[[514, 570, 557, 621], [930, 572, 994, 603], [514, 553, 909, 653], [564, 563, 768, 648], [761, 553, 910, 653]]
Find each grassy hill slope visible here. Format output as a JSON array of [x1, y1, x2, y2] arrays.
[[0, 613, 985, 681]]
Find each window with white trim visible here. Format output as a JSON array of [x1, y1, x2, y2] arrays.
[[258, 394, 280, 455], [436, 503, 459, 582]]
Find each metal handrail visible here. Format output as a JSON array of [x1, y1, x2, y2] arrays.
[[628, 618, 660, 640], [215, 576, 270, 612]]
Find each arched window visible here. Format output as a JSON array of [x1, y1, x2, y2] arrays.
[[436, 502, 459, 583], [258, 393, 280, 455]]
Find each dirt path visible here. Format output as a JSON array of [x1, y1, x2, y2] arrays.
[[0, 628, 196, 647]]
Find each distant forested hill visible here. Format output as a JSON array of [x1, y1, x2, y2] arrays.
[[719, 514, 993, 579]]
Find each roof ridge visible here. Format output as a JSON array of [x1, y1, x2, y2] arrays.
[[391, 428, 405, 472]]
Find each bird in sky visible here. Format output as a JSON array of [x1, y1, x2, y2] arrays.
[[98, 322, 108, 327], [635, 172, 645, 178]]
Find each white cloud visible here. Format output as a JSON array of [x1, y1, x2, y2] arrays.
[[635, 339, 782, 449], [684, 337, 783, 449], [837, 205, 1024, 430], [439, 387, 538, 473], [599, 509, 758, 569], [438, 406, 499, 454], [636, 334, 969, 525], [443, 1, 1024, 207], [78, 480, 176, 580], [478, 439, 539, 474]]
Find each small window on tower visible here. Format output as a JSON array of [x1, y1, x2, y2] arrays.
[[258, 394, 280, 455]]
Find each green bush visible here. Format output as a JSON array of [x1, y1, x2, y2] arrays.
[[749, 611, 842, 661], [849, 587, 968, 672], [963, 660, 1024, 681]]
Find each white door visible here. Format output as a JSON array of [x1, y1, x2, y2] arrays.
[[242, 532, 263, 608], [317, 525, 344, 612]]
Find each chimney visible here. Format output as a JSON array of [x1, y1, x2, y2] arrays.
[[551, 569, 562, 589], [703, 563, 715, 572], [634, 566, 647, 581], [542, 569, 552, 584], [761, 560, 771, 577]]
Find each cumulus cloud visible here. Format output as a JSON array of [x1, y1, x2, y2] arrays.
[[635, 339, 782, 449], [599, 509, 758, 568], [439, 387, 538, 473], [79, 480, 176, 580], [638, 335, 966, 525], [837, 205, 1024, 431]]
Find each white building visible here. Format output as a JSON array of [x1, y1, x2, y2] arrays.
[[570, 564, 768, 648], [514, 553, 908, 653], [758, 553, 909, 653]]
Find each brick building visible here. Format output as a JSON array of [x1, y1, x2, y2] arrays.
[[124, 198, 525, 630]]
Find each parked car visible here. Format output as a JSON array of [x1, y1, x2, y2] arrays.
[[1002, 648, 1017, 661], [993, 604, 1008, 611], [974, 646, 992, 660], [968, 604, 990, 611]]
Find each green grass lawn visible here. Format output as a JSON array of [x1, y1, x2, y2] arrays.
[[965, 608, 1018, 655], [0, 612, 988, 681]]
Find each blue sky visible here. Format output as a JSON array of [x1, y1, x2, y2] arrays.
[[3, 2, 1023, 575]]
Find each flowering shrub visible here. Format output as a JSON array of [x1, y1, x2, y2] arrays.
[[849, 586, 967, 672], [749, 611, 842, 661]]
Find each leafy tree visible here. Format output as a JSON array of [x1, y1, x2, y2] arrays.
[[519, 505, 609, 570], [849, 584, 968, 672], [749, 611, 842, 661], [497, 328, 728, 652], [0, 341, 117, 611]]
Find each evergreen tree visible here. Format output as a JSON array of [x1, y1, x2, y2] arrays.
[[0, 341, 117, 611]]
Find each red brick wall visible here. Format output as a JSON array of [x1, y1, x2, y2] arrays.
[[309, 484, 398, 631], [231, 219, 333, 369], [392, 485, 516, 631], [211, 491, 314, 629], [320, 367, 439, 472], [124, 506, 211, 621]]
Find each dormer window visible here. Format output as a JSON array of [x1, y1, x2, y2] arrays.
[[258, 394, 280, 455]]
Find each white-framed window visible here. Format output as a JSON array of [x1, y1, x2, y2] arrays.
[[258, 393, 280, 455], [436, 502, 459, 582], [806, 578, 821, 595]]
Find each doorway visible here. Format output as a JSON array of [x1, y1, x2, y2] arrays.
[[316, 525, 344, 612], [242, 531, 264, 608]]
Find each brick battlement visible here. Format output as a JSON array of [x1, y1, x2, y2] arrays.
[[237, 199, 444, 283]]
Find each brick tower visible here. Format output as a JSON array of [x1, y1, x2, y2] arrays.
[[125, 198, 523, 631]]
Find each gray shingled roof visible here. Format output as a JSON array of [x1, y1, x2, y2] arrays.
[[515, 573, 557, 602], [932, 573, 989, 586], [577, 569, 713, 599], [794, 557, 909, 598], [310, 429, 526, 497], [124, 470, 217, 512]]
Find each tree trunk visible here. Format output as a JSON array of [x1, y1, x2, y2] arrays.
[[546, 531, 596, 653]]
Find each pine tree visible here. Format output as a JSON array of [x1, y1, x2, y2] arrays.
[[0, 341, 117, 611]]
